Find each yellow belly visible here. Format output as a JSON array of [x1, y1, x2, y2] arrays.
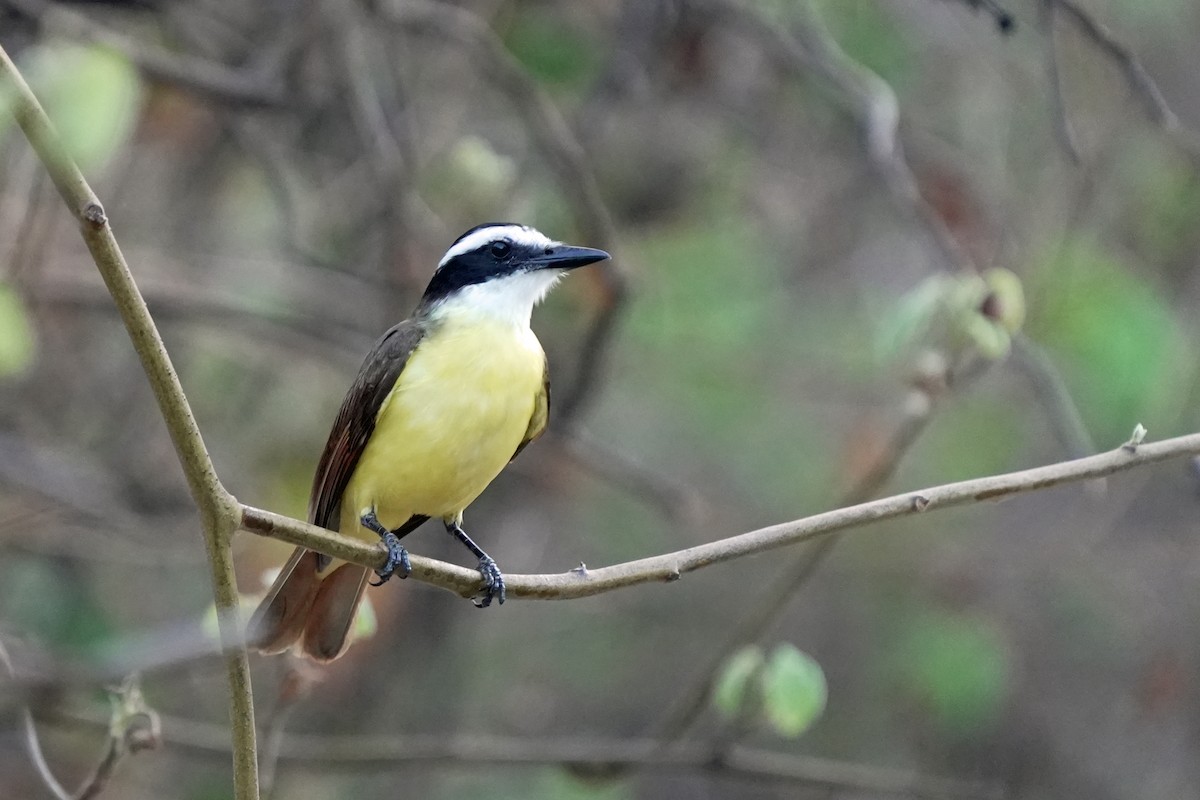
[[339, 317, 545, 538]]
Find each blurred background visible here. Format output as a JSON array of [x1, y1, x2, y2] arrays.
[[1, 0, 1199, 798]]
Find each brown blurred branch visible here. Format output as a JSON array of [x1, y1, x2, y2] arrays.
[[1029, 0, 1200, 160], [53, 711, 1001, 800], [1, 642, 160, 800], [5, 0, 288, 109], [241, 428, 1200, 600], [0, 43, 260, 800], [1051, 0, 1188, 139], [380, 0, 628, 421], [1009, 334, 1096, 461], [703, 0, 976, 274], [1039, 0, 1083, 163], [942, 0, 1200, 160], [551, 429, 708, 524]]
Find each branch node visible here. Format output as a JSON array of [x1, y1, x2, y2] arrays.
[[82, 202, 107, 228], [570, 561, 589, 577], [1124, 423, 1148, 452], [911, 494, 930, 511], [665, 566, 682, 582]]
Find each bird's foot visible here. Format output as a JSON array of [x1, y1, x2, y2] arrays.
[[472, 555, 506, 608], [370, 531, 411, 586]]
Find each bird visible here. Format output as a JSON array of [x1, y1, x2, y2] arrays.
[[248, 223, 610, 662]]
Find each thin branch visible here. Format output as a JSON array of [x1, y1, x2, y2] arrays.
[[973, 0, 1200, 161], [1008, 334, 1095, 461], [241, 429, 1200, 600], [1039, 0, 1083, 164], [0, 45, 260, 800], [653, 359, 990, 740], [1, 641, 160, 800], [1052, 0, 1200, 163], [552, 429, 708, 524], [704, 0, 976, 274], [6, 0, 288, 109], [1051, 0, 1177, 131], [54, 711, 1002, 800]]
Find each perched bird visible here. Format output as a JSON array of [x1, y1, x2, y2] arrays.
[[249, 223, 610, 662]]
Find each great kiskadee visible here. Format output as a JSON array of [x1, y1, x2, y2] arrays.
[[249, 223, 610, 662]]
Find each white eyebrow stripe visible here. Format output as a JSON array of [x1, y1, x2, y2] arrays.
[[437, 225, 554, 268]]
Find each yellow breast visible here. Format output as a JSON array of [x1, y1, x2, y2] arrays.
[[341, 317, 545, 536]]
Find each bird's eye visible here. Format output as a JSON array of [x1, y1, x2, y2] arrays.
[[489, 241, 511, 259]]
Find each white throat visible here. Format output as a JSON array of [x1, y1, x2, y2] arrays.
[[429, 269, 563, 327]]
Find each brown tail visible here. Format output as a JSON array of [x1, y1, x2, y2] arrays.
[[247, 546, 369, 663]]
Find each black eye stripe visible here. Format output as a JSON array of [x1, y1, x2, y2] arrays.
[[489, 240, 512, 258]]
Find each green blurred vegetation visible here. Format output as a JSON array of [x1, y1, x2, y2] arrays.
[[1026, 237, 1193, 442], [2, 1, 1200, 798], [2, 41, 141, 173], [0, 281, 34, 376]]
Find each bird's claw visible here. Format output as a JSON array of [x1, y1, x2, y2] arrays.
[[472, 555, 505, 608], [370, 532, 411, 586]]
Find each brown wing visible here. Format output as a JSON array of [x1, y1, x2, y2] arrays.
[[309, 318, 428, 530], [512, 359, 550, 462]]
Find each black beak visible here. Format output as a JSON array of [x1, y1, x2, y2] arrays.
[[526, 244, 610, 271]]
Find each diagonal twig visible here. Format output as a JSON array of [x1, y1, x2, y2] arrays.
[[238, 428, 1200, 600]]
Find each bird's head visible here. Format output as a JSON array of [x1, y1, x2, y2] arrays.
[[420, 223, 610, 325]]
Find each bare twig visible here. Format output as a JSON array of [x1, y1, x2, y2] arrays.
[[5, 0, 288, 109], [1009, 334, 1095, 461], [945, 0, 1200, 159], [1, 641, 160, 800], [1051, 0, 1178, 132], [0, 44, 259, 800], [1039, 0, 1083, 164], [55, 711, 1002, 800], [240, 430, 1200, 600], [704, 0, 976, 274]]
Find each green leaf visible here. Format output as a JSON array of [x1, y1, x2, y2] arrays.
[[761, 643, 828, 738], [14, 42, 142, 172], [874, 274, 950, 363], [503, 10, 602, 91], [1026, 238, 1192, 442], [712, 645, 765, 720], [896, 609, 1009, 734], [0, 282, 35, 376]]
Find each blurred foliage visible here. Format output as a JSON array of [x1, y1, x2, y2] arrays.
[[876, 267, 1026, 364], [714, 642, 827, 738], [502, 6, 603, 93], [2, 41, 141, 172], [2, 1, 1200, 798], [439, 768, 630, 800], [1026, 237, 1193, 442], [761, 643, 828, 737], [893, 606, 1010, 735], [713, 644, 765, 720], [0, 558, 113, 652], [1125, 144, 1200, 267], [810, 0, 916, 89], [0, 280, 35, 376]]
